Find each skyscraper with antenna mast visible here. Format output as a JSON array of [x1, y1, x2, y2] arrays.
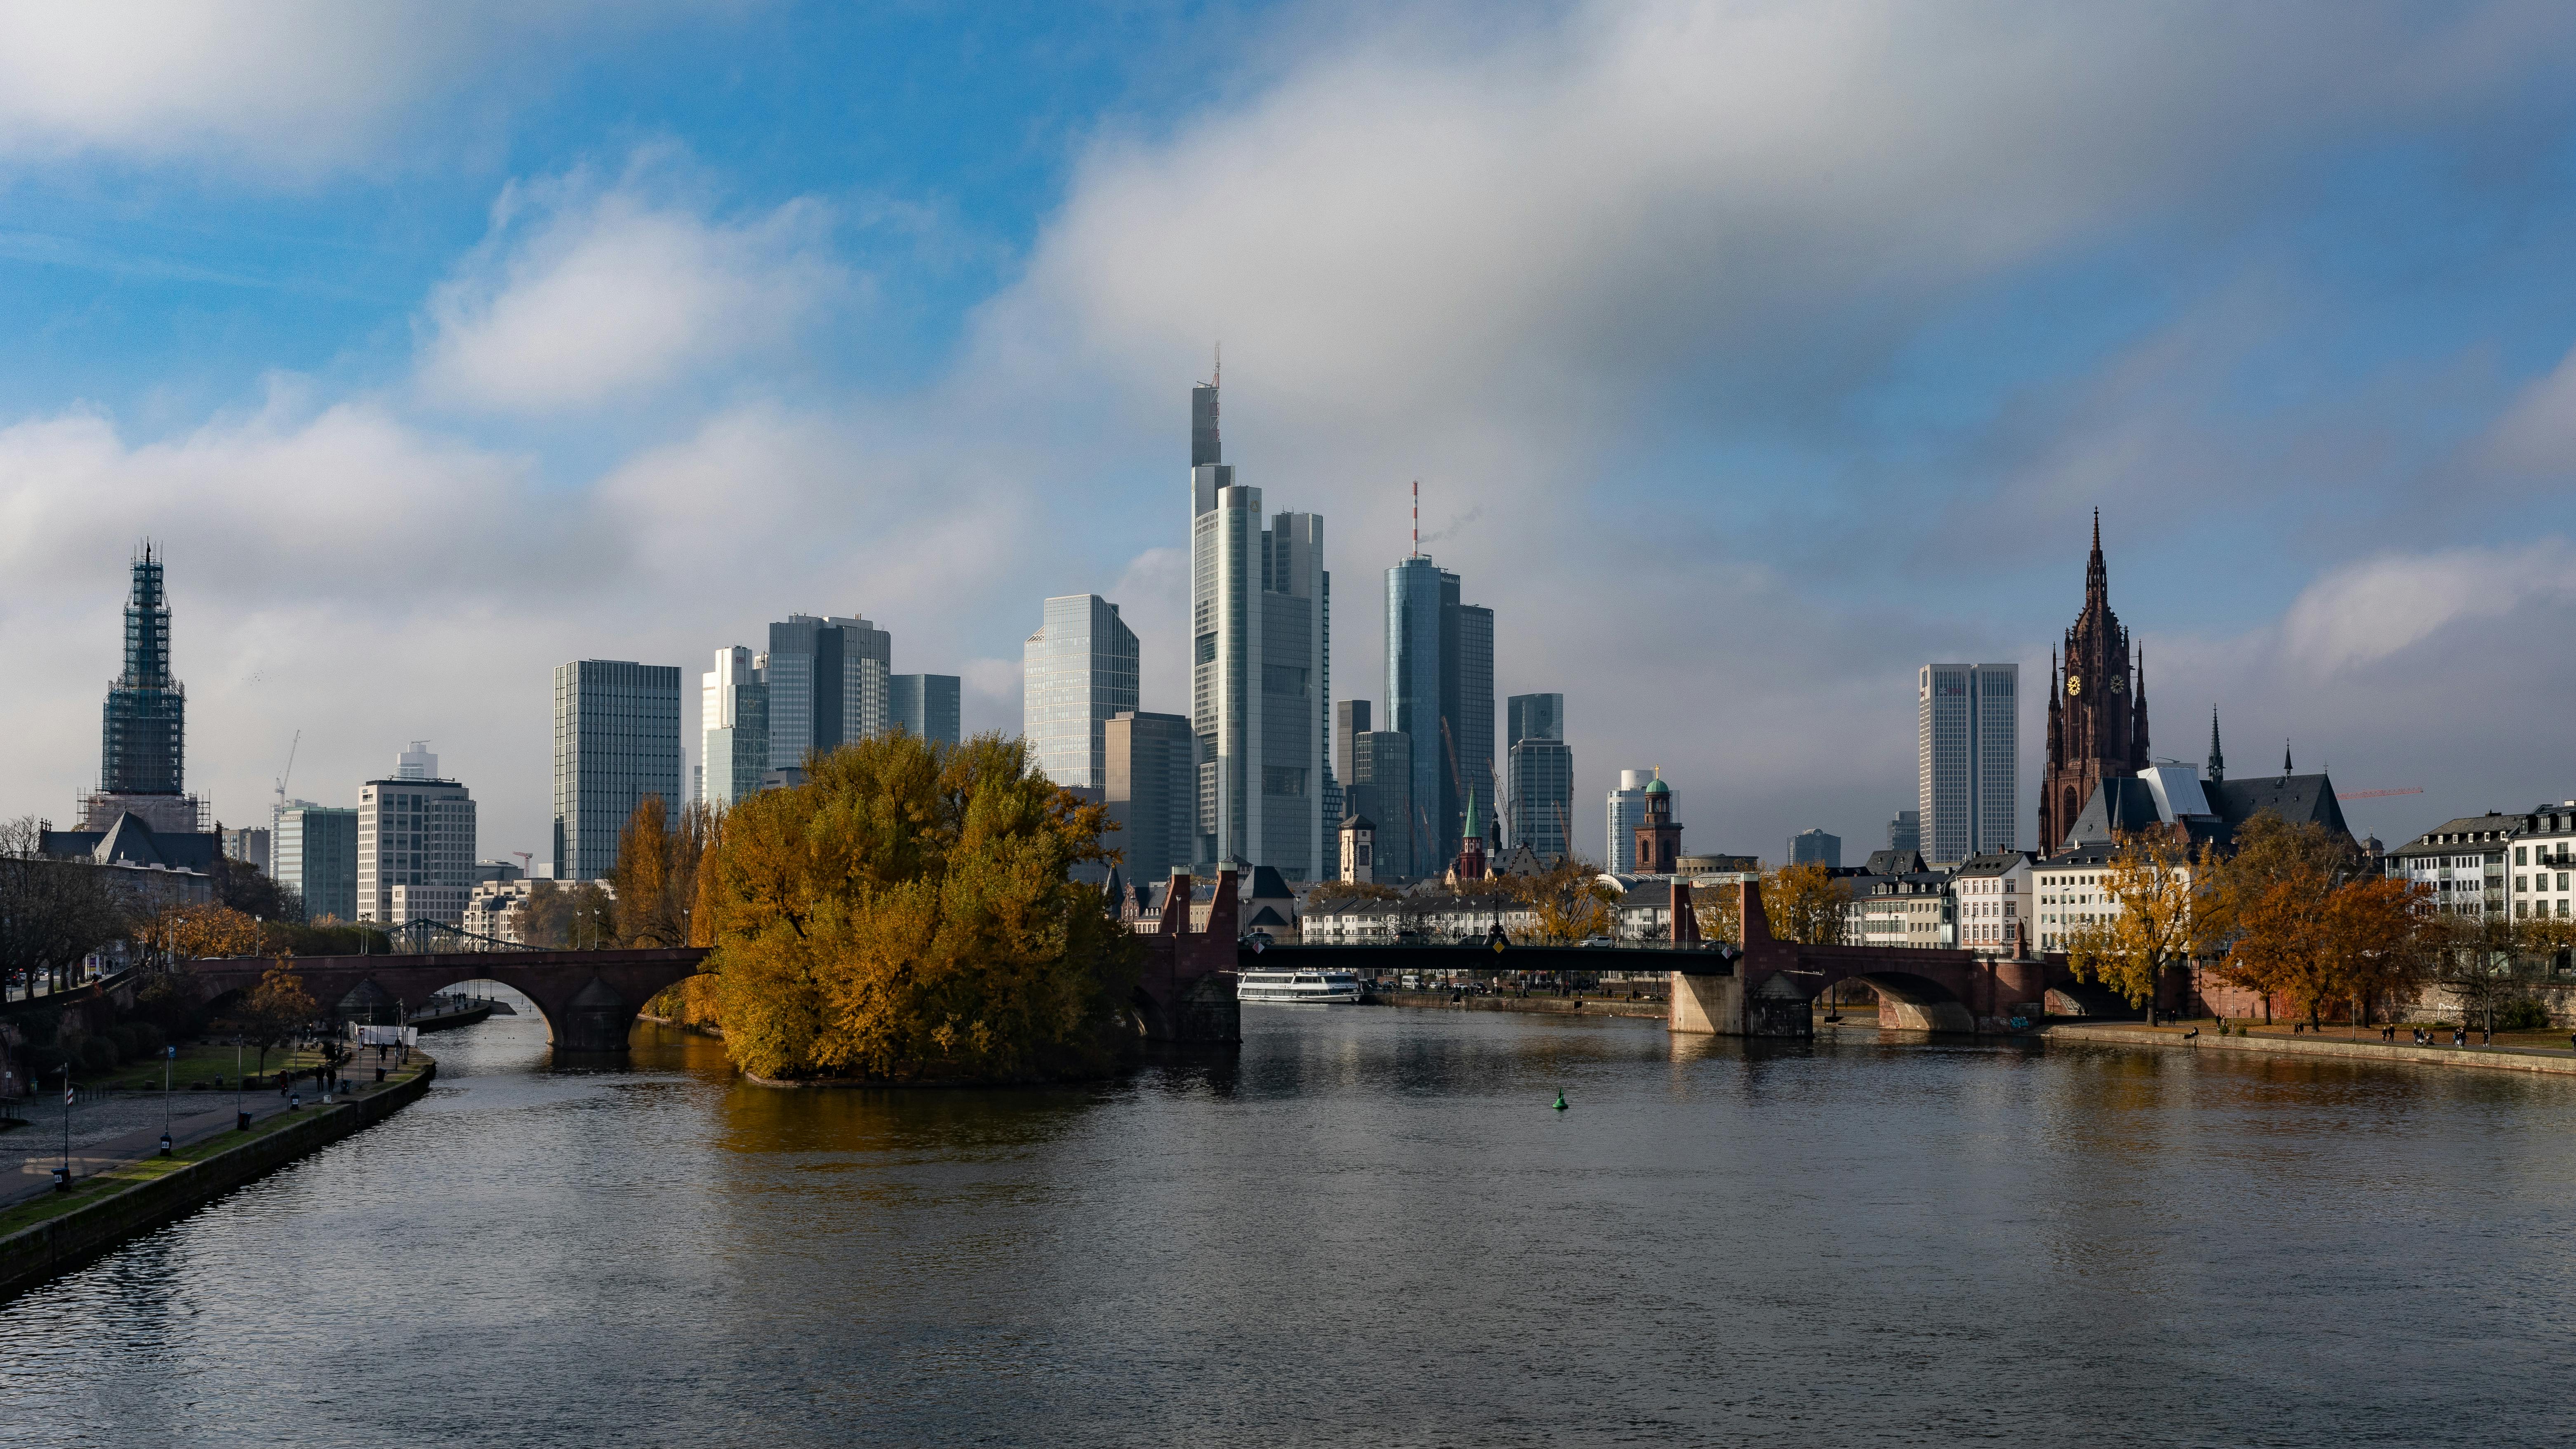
[[1188, 364, 1329, 880], [1385, 481, 1493, 877]]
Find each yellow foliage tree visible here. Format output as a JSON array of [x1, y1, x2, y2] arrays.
[[1761, 862, 1848, 946], [2063, 832, 2204, 1022], [610, 794, 710, 948], [1505, 857, 1616, 943], [241, 961, 318, 1074], [697, 731, 1141, 1083], [141, 902, 268, 964], [1695, 884, 1743, 948]]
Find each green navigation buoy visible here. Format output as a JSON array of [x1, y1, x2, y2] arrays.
[[1553, 1091, 1568, 1112]]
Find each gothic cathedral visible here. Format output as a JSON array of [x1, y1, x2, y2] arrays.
[[2041, 512, 2152, 852]]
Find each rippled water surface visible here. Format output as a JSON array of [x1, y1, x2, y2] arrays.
[[4, 995, 2574, 1447]]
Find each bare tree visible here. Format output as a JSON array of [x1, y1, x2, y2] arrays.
[[0, 817, 126, 996]]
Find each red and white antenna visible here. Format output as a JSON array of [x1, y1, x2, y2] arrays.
[[1411, 478, 1420, 557]]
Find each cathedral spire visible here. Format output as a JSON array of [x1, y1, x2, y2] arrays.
[[2207, 707, 2225, 784], [2085, 507, 2107, 608], [2282, 739, 2293, 779]]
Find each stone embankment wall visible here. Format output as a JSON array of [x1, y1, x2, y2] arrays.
[[2044, 1023, 2576, 1077], [1370, 990, 1668, 1020], [0, 1061, 437, 1302]]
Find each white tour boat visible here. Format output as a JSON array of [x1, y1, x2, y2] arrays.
[[1236, 967, 1364, 1005]]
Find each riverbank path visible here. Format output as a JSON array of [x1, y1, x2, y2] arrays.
[[0, 1063, 418, 1209]]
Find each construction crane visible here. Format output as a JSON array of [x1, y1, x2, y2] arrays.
[[510, 851, 534, 879], [272, 730, 301, 820], [2336, 787, 2423, 801]]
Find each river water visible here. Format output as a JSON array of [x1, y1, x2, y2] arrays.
[[3, 996, 2573, 1446]]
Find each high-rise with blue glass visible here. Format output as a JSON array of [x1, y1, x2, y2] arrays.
[[1386, 553, 1493, 876], [1024, 594, 1140, 789]]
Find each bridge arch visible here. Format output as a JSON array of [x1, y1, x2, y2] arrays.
[[181, 948, 707, 1056], [1806, 969, 1976, 1033]]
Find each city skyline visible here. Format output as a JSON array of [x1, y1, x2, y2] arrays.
[[4, 6, 2574, 868]]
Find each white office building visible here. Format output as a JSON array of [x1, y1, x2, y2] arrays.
[[1024, 594, 1140, 789], [359, 743, 477, 924], [701, 645, 770, 810], [1607, 768, 1654, 874], [1189, 378, 1328, 880], [1918, 663, 2018, 867]]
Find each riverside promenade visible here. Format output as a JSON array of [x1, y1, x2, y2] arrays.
[[2043, 1019, 2576, 1077]]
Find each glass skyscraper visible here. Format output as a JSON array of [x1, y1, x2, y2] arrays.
[[1024, 594, 1140, 789], [1506, 692, 1572, 862], [890, 674, 961, 745], [553, 659, 683, 881], [762, 613, 892, 772], [1917, 663, 2019, 867], [1385, 554, 1492, 876], [1189, 377, 1328, 880], [272, 801, 359, 922]]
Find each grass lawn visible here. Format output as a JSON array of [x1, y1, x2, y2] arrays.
[[90, 1042, 331, 1093]]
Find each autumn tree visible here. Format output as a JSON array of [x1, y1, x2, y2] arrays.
[[1504, 857, 1616, 943], [2198, 813, 2358, 1024], [2063, 832, 2206, 1023], [697, 731, 1142, 1083], [1695, 883, 1744, 948], [139, 902, 267, 966], [239, 962, 318, 1075], [610, 795, 710, 948], [1761, 862, 1849, 946], [2322, 875, 2433, 1026], [517, 879, 617, 950]]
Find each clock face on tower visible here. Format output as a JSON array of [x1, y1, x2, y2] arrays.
[[2067, 675, 2082, 696], [2111, 675, 2126, 695]]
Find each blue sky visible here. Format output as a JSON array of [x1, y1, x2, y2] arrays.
[[5, 0, 2576, 866]]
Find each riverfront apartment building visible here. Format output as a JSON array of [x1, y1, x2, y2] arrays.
[[1506, 693, 1572, 863], [700, 646, 769, 810], [1025, 594, 1141, 789], [272, 801, 358, 922], [1104, 710, 1193, 884], [1917, 663, 2018, 867], [1386, 553, 1492, 876], [358, 744, 477, 925], [890, 674, 961, 745], [553, 659, 683, 881], [1189, 378, 1329, 881], [2388, 804, 2576, 924]]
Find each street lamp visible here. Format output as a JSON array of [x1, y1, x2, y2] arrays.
[[55, 1064, 72, 1192], [160, 1043, 174, 1155]]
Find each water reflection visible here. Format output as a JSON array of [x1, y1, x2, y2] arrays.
[[1, 1001, 2572, 1446]]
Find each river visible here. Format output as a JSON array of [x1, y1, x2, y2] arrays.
[[3, 994, 2572, 1446]]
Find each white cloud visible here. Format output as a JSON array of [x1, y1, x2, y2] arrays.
[[2278, 542, 2576, 676], [0, 2, 712, 171], [417, 169, 848, 414], [2484, 340, 2576, 478]]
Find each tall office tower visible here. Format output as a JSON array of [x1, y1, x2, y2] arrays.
[[358, 745, 477, 925], [272, 802, 358, 922], [553, 660, 684, 881], [890, 674, 962, 745], [1917, 663, 2020, 866], [1104, 710, 1194, 883], [1024, 595, 1142, 789], [1607, 768, 1653, 873], [1790, 828, 1841, 868], [1332, 700, 1416, 882], [82, 544, 207, 834], [1888, 808, 1921, 856], [1189, 377, 1328, 880], [1386, 553, 1493, 876], [831, 614, 892, 744], [1507, 693, 1574, 862], [702, 645, 770, 810]]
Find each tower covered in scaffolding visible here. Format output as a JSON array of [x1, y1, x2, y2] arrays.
[[80, 544, 204, 833]]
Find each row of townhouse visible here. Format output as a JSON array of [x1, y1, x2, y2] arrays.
[[2387, 801, 2576, 924], [1298, 894, 1540, 944]]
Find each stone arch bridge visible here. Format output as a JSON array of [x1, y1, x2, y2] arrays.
[[1669, 880, 2065, 1036], [183, 948, 709, 1053]]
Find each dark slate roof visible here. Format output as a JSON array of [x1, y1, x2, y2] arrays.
[[2393, 813, 2528, 857], [1248, 865, 1295, 902], [1340, 813, 1375, 831], [40, 813, 220, 873], [1953, 850, 2034, 877], [2205, 772, 2351, 842], [1864, 848, 1927, 876]]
